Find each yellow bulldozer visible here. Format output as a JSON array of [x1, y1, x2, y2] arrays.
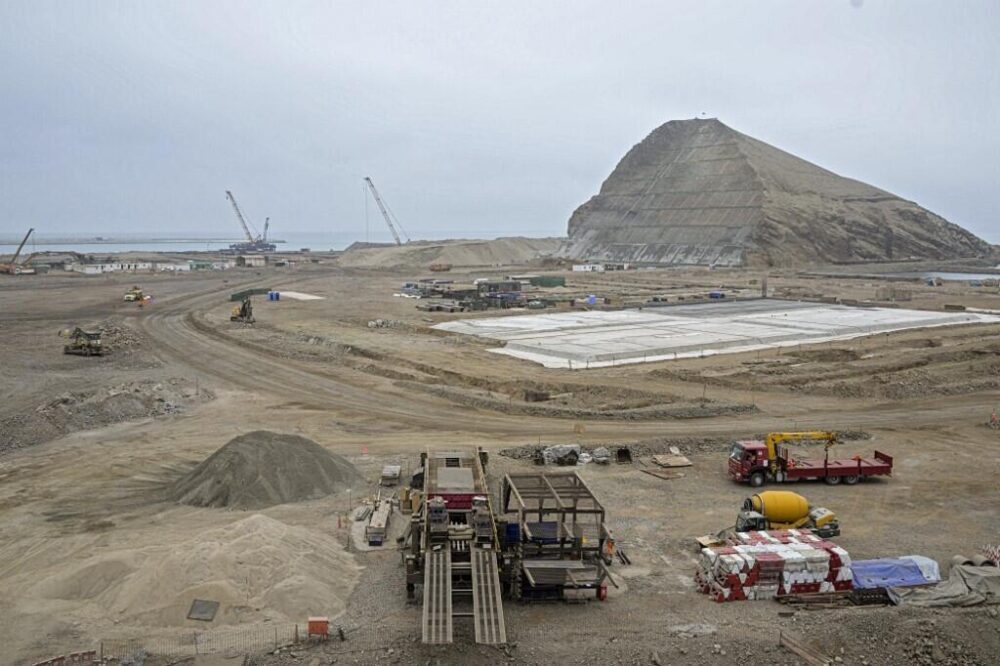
[[61, 327, 104, 356]]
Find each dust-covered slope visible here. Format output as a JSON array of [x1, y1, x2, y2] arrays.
[[337, 236, 560, 269], [169, 431, 362, 510], [561, 118, 990, 266]]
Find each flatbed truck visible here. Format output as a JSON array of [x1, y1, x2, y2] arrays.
[[728, 431, 893, 487]]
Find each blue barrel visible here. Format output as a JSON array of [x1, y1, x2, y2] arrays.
[[274, 291, 280, 301]]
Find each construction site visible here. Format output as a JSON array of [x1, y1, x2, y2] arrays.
[[3, 119, 1000, 666]]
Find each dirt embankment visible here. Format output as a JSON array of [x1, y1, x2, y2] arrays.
[[336, 236, 561, 269], [651, 332, 1000, 401]]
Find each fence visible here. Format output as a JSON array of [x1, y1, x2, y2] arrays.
[[100, 623, 304, 661]]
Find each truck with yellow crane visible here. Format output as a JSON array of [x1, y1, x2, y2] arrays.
[[728, 431, 893, 487]]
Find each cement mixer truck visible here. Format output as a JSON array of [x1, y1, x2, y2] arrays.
[[695, 491, 839, 549], [737, 491, 839, 537]]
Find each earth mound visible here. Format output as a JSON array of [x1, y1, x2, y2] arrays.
[[170, 431, 362, 509], [337, 236, 560, 269], [561, 118, 991, 266]]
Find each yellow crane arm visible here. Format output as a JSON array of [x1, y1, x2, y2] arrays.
[[764, 431, 838, 465]]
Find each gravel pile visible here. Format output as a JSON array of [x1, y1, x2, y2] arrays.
[[170, 431, 363, 510]]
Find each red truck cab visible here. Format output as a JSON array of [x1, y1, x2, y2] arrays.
[[728, 440, 769, 485]]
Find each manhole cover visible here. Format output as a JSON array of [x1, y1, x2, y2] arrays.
[[187, 599, 220, 621]]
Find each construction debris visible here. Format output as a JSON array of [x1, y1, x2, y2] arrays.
[[537, 444, 582, 465], [651, 447, 692, 468], [640, 469, 684, 481]]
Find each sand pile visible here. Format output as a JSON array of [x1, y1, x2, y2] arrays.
[[170, 431, 362, 510], [29, 514, 360, 626]]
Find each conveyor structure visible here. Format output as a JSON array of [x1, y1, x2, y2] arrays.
[[404, 451, 615, 645]]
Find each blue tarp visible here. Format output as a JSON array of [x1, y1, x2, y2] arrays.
[[853, 557, 940, 589]]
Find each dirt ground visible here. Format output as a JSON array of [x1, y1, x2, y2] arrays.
[[1, 256, 999, 665]]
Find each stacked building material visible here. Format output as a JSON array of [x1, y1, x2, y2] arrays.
[[695, 530, 853, 602]]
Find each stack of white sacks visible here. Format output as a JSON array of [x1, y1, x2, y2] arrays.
[[695, 529, 853, 602]]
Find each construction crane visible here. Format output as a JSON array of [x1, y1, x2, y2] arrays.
[[364, 177, 409, 246], [1, 227, 35, 274], [224, 191, 275, 253], [226, 190, 257, 243]]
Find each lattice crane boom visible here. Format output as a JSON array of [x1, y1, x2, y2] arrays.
[[225, 190, 257, 243], [364, 177, 408, 246]]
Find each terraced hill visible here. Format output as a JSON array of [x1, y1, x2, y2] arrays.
[[561, 118, 990, 266]]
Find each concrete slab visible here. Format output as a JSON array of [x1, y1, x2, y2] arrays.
[[433, 300, 1000, 369]]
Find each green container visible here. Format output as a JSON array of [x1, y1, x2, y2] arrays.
[[529, 276, 566, 288], [230, 288, 272, 302]]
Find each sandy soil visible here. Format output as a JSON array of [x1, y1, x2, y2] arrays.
[[1, 258, 999, 665]]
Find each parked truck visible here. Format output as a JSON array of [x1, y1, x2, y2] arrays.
[[696, 490, 839, 549], [728, 431, 893, 487]]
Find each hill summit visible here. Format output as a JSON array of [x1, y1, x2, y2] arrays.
[[560, 118, 990, 266]]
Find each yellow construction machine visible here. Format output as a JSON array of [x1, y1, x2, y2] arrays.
[[123, 286, 144, 302], [230, 296, 255, 324], [61, 327, 104, 356]]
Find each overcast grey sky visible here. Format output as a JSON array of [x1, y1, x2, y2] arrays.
[[1, 0, 997, 244]]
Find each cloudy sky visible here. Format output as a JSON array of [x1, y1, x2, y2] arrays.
[[1, 0, 997, 244]]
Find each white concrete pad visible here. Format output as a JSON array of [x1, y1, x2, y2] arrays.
[[433, 300, 1000, 369], [274, 291, 324, 301]]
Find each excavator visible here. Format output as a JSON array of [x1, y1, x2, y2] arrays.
[[0, 228, 35, 275], [230, 296, 255, 324]]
